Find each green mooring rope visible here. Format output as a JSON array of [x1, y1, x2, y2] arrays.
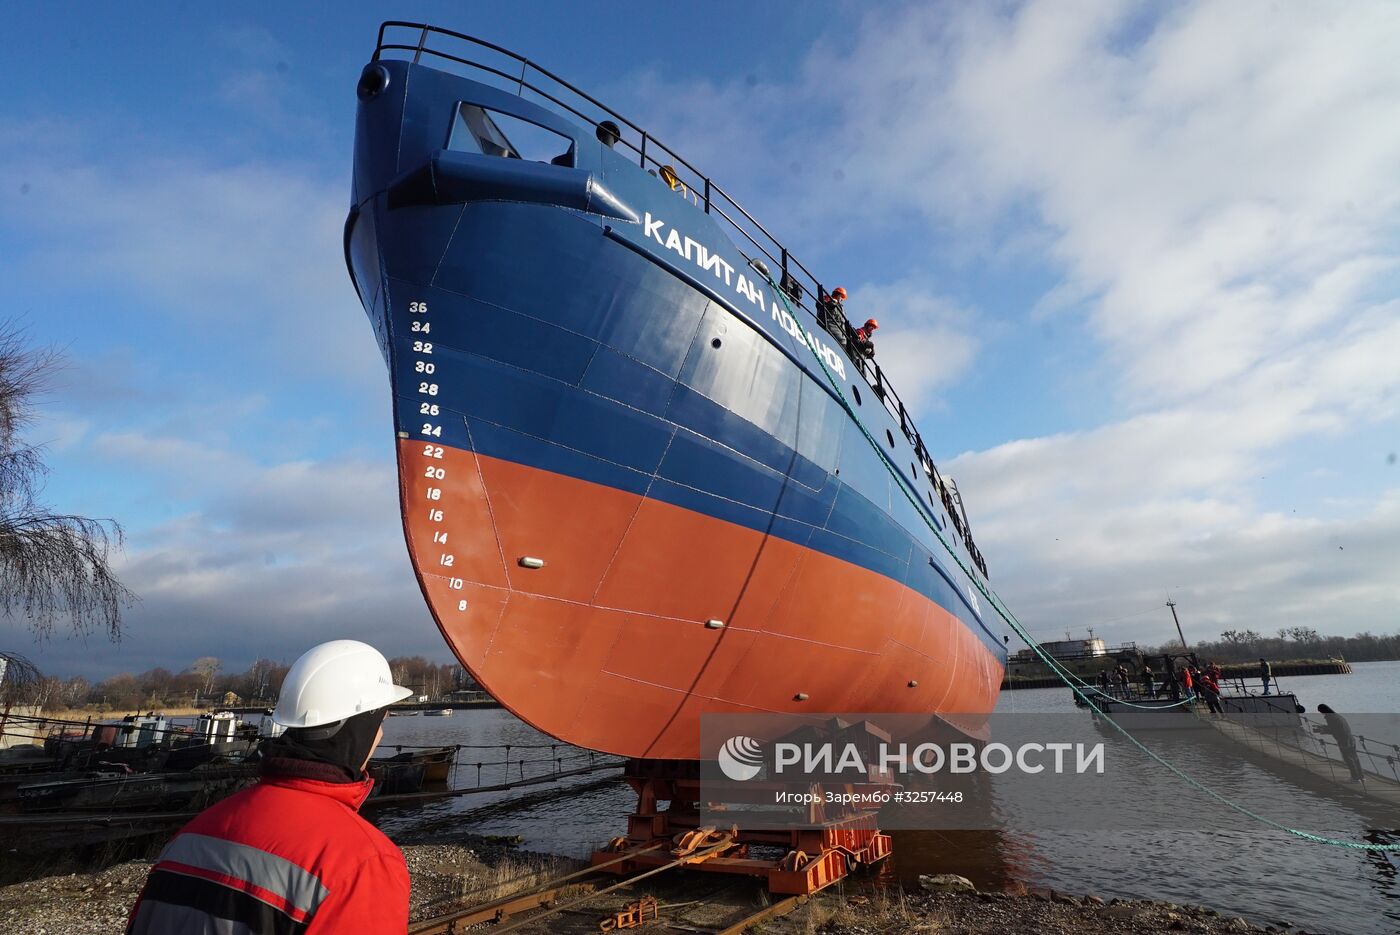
[[761, 272, 1398, 852]]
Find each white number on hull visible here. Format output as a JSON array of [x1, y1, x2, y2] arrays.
[[410, 297, 465, 614]]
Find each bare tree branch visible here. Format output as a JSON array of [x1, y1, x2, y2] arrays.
[[0, 323, 135, 640], [0, 650, 44, 706]]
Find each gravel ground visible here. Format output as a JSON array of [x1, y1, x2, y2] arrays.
[[0, 860, 151, 935], [0, 848, 1315, 935], [806, 886, 1301, 935], [0, 839, 572, 935]]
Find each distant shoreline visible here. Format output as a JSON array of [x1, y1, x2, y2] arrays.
[[1003, 657, 1354, 691]]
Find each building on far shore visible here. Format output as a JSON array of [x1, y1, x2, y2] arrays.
[[1005, 632, 1145, 683]]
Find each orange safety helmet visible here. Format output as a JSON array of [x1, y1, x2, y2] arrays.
[[864, 318, 879, 330], [832, 287, 848, 300]]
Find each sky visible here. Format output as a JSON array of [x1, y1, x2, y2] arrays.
[[2, 1, 1398, 679]]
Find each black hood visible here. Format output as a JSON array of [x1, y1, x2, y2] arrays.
[[260, 708, 387, 783]]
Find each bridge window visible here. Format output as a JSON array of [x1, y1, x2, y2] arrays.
[[450, 104, 574, 167], [885, 429, 895, 449]]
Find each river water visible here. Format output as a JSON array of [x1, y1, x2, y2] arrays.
[[374, 661, 1400, 934]]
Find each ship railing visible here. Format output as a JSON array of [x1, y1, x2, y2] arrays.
[[373, 22, 988, 578], [371, 24, 803, 285], [1242, 714, 1400, 786]]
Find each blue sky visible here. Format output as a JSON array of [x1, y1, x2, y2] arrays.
[[3, 2, 1398, 678]]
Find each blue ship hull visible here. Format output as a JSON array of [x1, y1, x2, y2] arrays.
[[345, 31, 1005, 758]]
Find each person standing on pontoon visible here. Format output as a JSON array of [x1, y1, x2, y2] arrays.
[[1141, 664, 1156, 698], [1259, 657, 1273, 695], [1196, 668, 1224, 715], [1179, 665, 1195, 701], [1314, 705, 1364, 782]]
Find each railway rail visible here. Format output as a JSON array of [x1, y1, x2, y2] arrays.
[[407, 838, 813, 934]]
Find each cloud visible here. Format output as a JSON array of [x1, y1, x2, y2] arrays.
[[0, 130, 374, 385], [10, 1, 1400, 682], [949, 298, 1400, 638], [966, 485, 1400, 646], [0, 49, 425, 678], [625, 2, 1400, 402], [827, 1, 1400, 406], [843, 279, 981, 410], [633, 1, 1400, 641], [13, 429, 436, 678]]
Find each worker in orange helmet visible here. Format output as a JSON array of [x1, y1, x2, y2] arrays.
[[853, 317, 879, 358], [817, 286, 848, 338]]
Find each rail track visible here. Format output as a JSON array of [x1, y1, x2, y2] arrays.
[[407, 839, 813, 935]]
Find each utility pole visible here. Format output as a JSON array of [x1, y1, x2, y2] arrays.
[[1167, 599, 1188, 649]]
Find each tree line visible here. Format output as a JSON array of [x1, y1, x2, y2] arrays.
[[28, 655, 475, 713], [1145, 626, 1400, 664]]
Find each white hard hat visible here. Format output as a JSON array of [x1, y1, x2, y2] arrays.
[[272, 640, 413, 728]]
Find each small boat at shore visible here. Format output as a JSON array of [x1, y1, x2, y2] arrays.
[[15, 764, 256, 813], [369, 745, 456, 793], [38, 713, 258, 772], [419, 747, 455, 782]]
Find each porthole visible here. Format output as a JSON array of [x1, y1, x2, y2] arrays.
[[927, 490, 935, 508], [711, 337, 722, 348], [852, 385, 862, 406], [886, 429, 895, 449]]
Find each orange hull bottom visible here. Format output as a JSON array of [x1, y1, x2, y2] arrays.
[[398, 438, 1002, 760]]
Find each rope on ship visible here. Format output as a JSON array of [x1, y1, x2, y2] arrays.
[[761, 270, 1398, 853]]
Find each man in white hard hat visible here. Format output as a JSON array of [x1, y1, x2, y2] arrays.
[[126, 640, 414, 934]]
